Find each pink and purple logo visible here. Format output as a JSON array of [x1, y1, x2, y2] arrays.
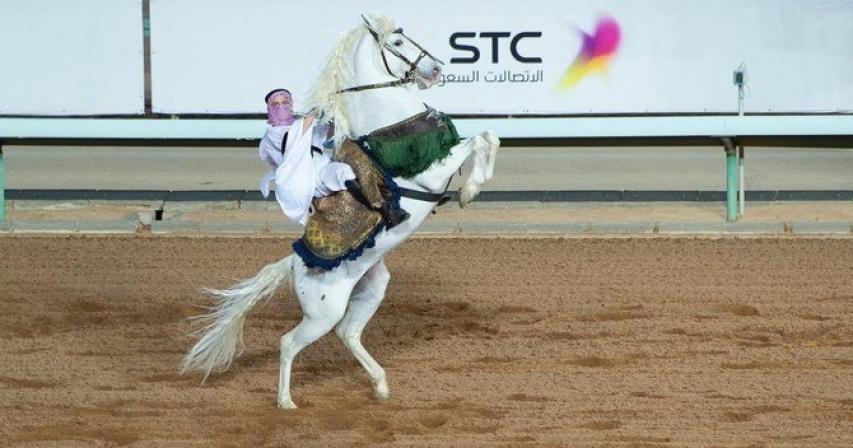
[[558, 17, 621, 91]]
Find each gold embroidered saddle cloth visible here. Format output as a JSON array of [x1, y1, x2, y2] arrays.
[[291, 139, 390, 269]]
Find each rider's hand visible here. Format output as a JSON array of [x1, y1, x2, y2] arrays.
[[302, 113, 315, 133]]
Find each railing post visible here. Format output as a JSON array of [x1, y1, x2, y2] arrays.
[[738, 144, 745, 217], [722, 138, 738, 221], [0, 145, 5, 221]]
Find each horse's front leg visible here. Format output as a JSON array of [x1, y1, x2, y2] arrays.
[[481, 130, 500, 180], [458, 132, 500, 206], [411, 134, 483, 194]]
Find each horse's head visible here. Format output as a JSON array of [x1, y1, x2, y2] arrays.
[[308, 14, 446, 135], [360, 15, 443, 89]]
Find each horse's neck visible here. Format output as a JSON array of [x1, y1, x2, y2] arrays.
[[343, 88, 425, 137], [341, 39, 427, 137]]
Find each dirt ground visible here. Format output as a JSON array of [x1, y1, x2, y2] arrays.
[[0, 235, 851, 447]]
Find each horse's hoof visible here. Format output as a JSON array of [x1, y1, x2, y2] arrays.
[[482, 130, 500, 148], [459, 184, 478, 207], [374, 378, 390, 400], [277, 398, 297, 410]]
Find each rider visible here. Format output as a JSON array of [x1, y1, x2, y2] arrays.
[[259, 88, 409, 228]]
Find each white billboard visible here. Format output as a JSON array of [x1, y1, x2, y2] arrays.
[[150, 0, 853, 115], [0, 0, 144, 115]]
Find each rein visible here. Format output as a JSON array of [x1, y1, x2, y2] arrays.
[[337, 17, 443, 95], [337, 79, 411, 94]]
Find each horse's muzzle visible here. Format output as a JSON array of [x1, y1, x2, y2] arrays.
[[416, 66, 442, 90]]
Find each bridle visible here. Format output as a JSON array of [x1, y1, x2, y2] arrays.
[[338, 16, 444, 94]]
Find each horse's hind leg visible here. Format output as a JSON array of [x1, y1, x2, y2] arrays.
[[335, 260, 391, 400], [278, 280, 352, 409]]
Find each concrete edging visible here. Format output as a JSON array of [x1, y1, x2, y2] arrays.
[[2, 219, 851, 236]]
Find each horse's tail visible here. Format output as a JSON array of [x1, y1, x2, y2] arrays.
[[180, 255, 294, 381]]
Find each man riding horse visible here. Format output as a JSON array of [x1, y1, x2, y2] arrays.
[[182, 14, 500, 409]]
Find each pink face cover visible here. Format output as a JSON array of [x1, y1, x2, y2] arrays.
[[266, 90, 295, 126]]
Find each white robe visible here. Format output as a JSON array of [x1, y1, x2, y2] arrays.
[[259, 118, 355, 226]]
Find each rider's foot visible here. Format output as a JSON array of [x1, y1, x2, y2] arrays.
[[381, 204, 410, 229], [345, 179, 409, 228], [345, 179, 375, 209]]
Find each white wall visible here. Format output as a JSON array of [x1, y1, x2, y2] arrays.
[[2, 0, 851, 116], [0, 0, 144, 115], [149, 0, 853, 115]]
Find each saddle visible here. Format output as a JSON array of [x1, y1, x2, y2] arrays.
[[293, 139, 390, 269], [292, 108, 461, 270]]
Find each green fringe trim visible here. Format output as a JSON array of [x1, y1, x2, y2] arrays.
[[366, 115, 460, 178]]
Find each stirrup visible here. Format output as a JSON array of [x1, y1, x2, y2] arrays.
[[383, 206, 410, 229]]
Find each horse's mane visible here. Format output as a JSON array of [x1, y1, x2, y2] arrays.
[[306, 14, 397, 137]]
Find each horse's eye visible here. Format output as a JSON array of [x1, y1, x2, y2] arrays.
[[393, 40, 403, 47]]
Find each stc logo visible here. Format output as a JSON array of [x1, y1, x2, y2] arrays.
[[449, 32, 542, 64], [558, 17, 621, 91], [442, 17, 621, 89]]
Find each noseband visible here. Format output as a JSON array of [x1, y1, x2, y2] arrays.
[[338, 17, 444, 94]]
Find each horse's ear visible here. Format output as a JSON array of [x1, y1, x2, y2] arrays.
[[361, 14, 380, 41]]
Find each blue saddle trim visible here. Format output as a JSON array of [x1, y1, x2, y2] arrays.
[[292, 222, 384, 271]]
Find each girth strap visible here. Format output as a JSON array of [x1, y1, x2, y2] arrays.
[[399, 187, 450, 206]]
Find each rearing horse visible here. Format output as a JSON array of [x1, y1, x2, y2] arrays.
[[181, 14, 499, 409]]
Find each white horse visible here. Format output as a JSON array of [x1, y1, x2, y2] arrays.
[[181, 14, 499, 409]]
